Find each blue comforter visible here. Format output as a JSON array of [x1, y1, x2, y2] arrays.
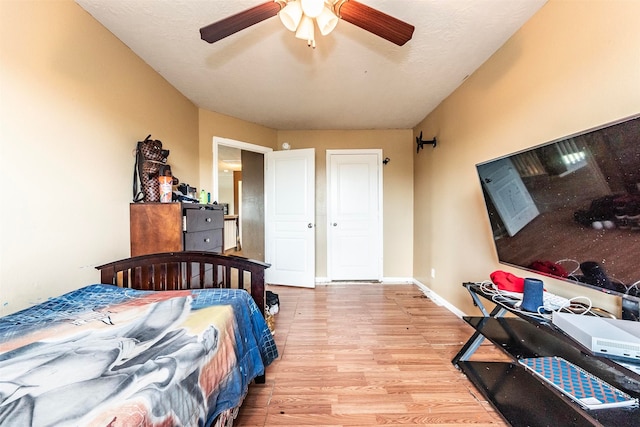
[[0, 284, 278, 426]]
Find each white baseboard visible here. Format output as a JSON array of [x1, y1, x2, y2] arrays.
[[382, 277, 414, 284], [315, 277, 414, 284], [312, 276, 465, 319], [413, 279, 466, 319]]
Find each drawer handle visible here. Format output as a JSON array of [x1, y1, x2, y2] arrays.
[[204, 238, 210, 243], [206, 217, 212, 222]]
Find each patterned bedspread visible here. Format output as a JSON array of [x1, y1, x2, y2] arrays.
[[0, 285, 278, 426]]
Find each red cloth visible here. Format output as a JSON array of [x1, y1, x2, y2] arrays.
[[490, 270, 525, 293], [529, 260, 569, 278]]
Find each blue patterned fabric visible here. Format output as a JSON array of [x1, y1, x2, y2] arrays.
[[0, 284, 278, 426]]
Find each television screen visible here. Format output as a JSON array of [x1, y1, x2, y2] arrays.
[[476, 114, 640, 320]]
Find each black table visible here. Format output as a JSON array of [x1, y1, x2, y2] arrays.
[[452, 282, 640, 427]]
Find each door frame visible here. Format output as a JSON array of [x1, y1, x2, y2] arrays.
[[212, 136, 272, 203], [326, 149, 383, 281], [212, 137, 272, 257]]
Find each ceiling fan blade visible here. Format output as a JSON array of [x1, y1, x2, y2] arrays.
[[336, 0, 414, 46], [200, 1, 283, 44]]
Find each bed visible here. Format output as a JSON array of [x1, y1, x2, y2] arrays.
[[0, 251, 277, 427]]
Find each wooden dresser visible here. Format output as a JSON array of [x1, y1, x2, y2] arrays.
[[130, 203, 224, 256]]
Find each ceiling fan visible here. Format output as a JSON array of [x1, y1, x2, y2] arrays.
[[199, 0, 414, 48]]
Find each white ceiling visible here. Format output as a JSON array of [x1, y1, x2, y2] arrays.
[[75, 0, 546, 130]]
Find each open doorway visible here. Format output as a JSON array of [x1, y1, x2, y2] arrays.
[[212, 137, 272, 261], [217, 145, 241, 217]]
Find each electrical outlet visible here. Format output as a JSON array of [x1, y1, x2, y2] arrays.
[[431, 268, 436, 279]]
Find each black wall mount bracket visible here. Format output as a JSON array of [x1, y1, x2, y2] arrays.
[[416, 131, 437, 152]]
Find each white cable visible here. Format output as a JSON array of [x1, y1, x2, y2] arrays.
[[555, 258, 581, 277], [479, 280, 550, 320], [479, 280, 526, 308], [626, 280, 640, 295], [565, 296, 593, 315], [535, 305, 553, 319], [476, 278, 601, 319], [477, 280, 497, 295]]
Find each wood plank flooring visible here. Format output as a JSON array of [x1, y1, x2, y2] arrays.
[[234, 284, 510, 426]]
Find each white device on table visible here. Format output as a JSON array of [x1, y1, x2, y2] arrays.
[[552, 312, 640, 363]]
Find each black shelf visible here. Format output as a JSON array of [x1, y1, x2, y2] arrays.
[[454, 283, 640, 426], [459, 360, 640, 427], [458, 361, 597, 427]]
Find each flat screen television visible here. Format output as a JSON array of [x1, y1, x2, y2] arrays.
[[476, 114, 640, 321]]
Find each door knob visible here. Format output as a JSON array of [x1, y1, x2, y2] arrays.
[[308, 223, 314, 228], [332, 223, 337, 226]]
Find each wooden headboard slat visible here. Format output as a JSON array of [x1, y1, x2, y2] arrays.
[[96, 251, 270, 316], [238, 268, 245, 290], [225, 265, 232, 288]]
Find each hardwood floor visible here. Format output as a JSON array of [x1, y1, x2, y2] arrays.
[[235, 284, 510, 426]]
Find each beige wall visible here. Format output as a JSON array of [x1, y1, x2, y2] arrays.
[[413, 0, 640, 316], [0, 1, 199, 314], [277, 130, 414, 279]]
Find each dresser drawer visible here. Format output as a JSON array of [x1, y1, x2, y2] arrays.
[[185, 208, 223, 232], [184, 230, 223, 252]]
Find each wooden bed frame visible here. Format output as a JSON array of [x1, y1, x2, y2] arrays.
[[96, 251, 272, 390], [96, 251, 270, 317]]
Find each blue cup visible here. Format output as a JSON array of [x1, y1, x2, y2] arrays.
[[521, 278, 544, 312]]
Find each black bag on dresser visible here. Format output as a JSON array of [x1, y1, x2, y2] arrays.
[[133, 135, 170, 203]]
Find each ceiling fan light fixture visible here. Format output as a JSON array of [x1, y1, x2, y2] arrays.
[[278, 0, 303, 31], [316, 6, 338, 36], [295, 15, 316, 47], [300, 0, 325, 18], [200, 0, 414, 47]]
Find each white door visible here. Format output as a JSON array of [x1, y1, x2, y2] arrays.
[[327, 150, 382, 281], [265, 149, 315, 287], [477, 158, 539, 236]]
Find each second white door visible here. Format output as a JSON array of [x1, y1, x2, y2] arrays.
[[327, 150, 382, 281]]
